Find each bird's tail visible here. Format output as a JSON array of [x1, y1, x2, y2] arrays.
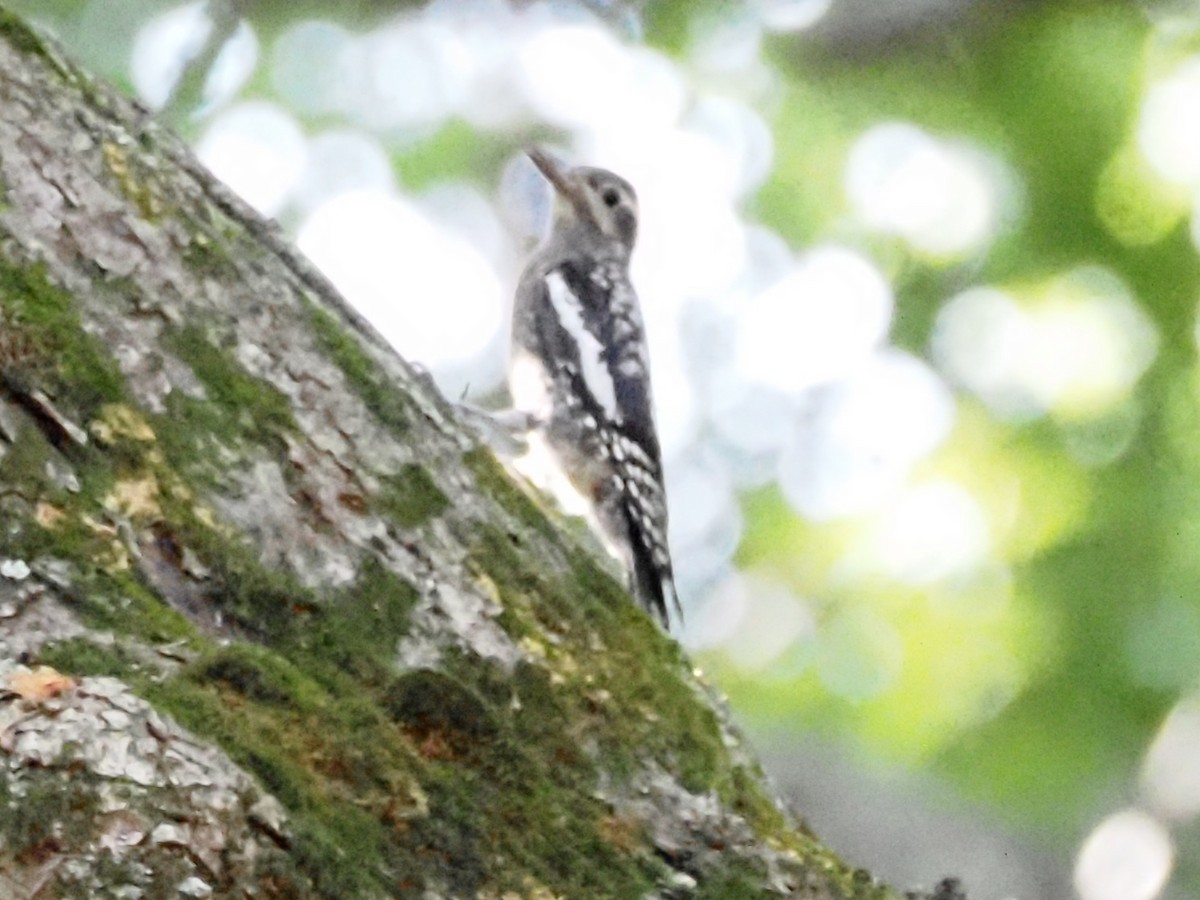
[[627, 520, 682, 630]]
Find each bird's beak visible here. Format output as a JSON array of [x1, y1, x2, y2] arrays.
[[527, 147, 583, 209]]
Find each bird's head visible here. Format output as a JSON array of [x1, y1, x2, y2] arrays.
[[528, 148, 639, 252]]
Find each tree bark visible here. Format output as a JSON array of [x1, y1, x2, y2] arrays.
[[0, 8, 950, 899]]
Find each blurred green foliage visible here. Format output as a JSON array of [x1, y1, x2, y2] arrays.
[[721, 0, 1200, 870]]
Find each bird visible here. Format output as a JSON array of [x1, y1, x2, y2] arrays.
[[507, 148, 681, 629]]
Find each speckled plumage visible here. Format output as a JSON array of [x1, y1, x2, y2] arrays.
[[509, 151, 680, 628]]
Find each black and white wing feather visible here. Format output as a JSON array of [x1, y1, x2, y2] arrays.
[[528, 258, 680, 626]]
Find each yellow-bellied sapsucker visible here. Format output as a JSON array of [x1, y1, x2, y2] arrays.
[[508, 149, 681, 629]]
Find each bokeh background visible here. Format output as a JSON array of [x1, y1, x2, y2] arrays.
[[13, 0, 1200, 897]]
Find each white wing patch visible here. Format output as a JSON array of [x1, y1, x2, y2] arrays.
[[545, 270, 620, 422], [509, 348, 552, 419]]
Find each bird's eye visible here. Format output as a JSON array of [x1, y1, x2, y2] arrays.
[[602, 188, 620, 208]]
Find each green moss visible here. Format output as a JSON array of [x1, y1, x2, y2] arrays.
[[181, 232, 240, 282], [0, 418, 57, 493], [164, 324, 298, 453], [0, 9, 68, 78], [164, 509, 315, 641], [717, 763, 788, 835], [467, 523, 723, 784], [306, 302, 410, 436], [143, 497, 417, 678], [38, 637, 139, 680], [467, 524, 590, 634], [193, 643, 325, 711], [0, 429, 195, 655], [1, 771, 102, 857], [464, 516, 786, 850], [593, 633, 725, 795], [0, 258, 127, 414], [462, 446, 558, 541], [123, 532, 666, 897], [693, 858, 770, 900], [5, 555, 192, 649], [132, 594, 448, 898], [283, 555, 420, 686], [790, 851, 892, 900], [0, 418, 128, 568], [288, 815, 394, 899], [0, 430, 120, 575], [142, 668, 399, 899], [404, 653, 661, 897], [383, 668, 498, 762], [376, 463, 449, 528]]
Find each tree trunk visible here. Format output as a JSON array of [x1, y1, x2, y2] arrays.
[[0, 8, 949, 899]]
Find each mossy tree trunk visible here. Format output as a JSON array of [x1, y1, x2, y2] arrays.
[[0, 9, 947, 900]]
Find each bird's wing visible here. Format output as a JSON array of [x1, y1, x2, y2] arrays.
[[550, 259, 680, 626], [543, 268, 621, 426], [552, 258, 661, 461]]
